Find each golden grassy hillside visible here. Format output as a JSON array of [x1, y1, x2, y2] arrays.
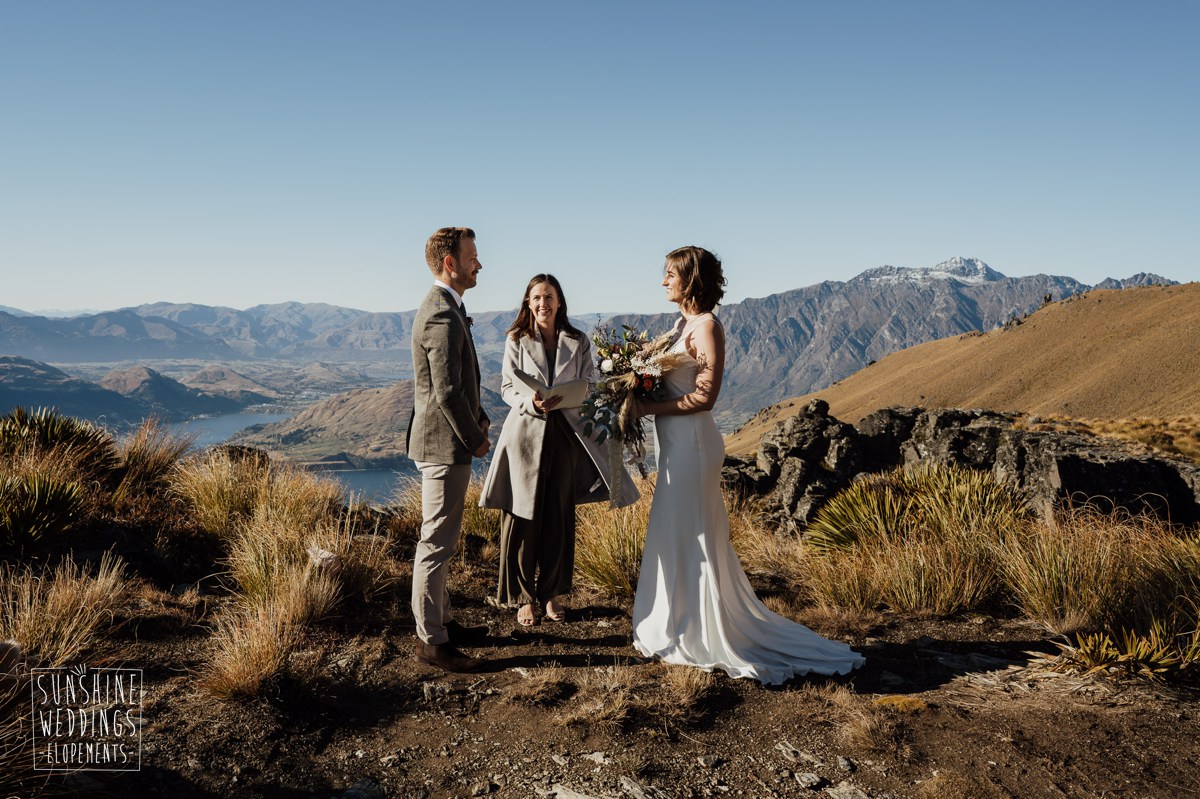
[[727, 283, 1200, 456]]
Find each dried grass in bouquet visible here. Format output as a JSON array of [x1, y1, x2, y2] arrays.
[[580, 324, 691, 477]]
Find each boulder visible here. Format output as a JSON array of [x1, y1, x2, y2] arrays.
[[736, 404, 1200, 530]]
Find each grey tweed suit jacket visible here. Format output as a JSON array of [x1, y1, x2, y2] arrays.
[[405, 286, 488, 465]]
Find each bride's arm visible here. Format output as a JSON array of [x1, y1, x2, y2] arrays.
[[639, 318, 724, 417]]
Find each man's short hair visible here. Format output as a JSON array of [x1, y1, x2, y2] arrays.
[[425, 227, 476, 276]]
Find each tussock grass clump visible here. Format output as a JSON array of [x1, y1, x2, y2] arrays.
[[796, 683, 909, 757], [255, 465, 345, 534], [730, 496, 811, 587], [804, 464, 1029, 615], [227, 507, 394, 611], [172, 449, 269, 539], [1, 640, 46, 799], [575, 481, 654, 597], [658, 664, 717, 726], [558, 664, 642, 731], [200, 605, 295, 700], [997, 506, 1194, 634], [172, 449, 346, 541], [0, 467, 86, 551], [803, 545, 883, 612], [0, 553, 127, 667], [507, 662, 577, 707], [0, 406, 119, 482], [1002, 507, 1200, 680], [557, 662, 718, 734], [112, 419, 193, 510]]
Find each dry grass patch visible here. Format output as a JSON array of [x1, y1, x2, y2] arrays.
[[557, 662, 719, 734], [796, 683, 909, 756], [658, 663, 717, 726], [558, 664, 642, 731], [731, 513, 810, 588], [793, 604, 884, 641], [802, 544, 883, 612], [200, 605, 295, 700], [873, 694, 928, 714], [172, 449, 269, 539], [1, 641, 47, 799], [174, 451, 345, 541], [0, 553, 127, 667], [507, 662, 577, 707], [112, 418, 193, 509], [997, 507, 1177, 634], [1025, 414, 1200, 463], [999, 507, 1200, 681], [575, 480, 654, 597], [803, 464, 1027, 615], [227, 506, 395, 613]]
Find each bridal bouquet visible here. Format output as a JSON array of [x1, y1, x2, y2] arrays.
[[580, 324, 688, 478]]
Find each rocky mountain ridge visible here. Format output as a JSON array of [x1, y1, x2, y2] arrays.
[[0, 356, 151, 424], [612, 259, 1175, 427], [99, 365, 241, 419], [727, 281, 1200, 455], [232, 382, 509, 469], [1, 260, 1179, 431]]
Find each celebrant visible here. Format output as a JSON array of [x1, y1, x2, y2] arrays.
[[480, 274, 639, 627]]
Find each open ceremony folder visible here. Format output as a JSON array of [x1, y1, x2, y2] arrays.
[[512, 369, 590, 409]]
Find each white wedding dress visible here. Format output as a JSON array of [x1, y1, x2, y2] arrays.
[[631, 327, 866, 685]]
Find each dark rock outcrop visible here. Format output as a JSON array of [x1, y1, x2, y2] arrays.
[[725, 404, 1200, 530]]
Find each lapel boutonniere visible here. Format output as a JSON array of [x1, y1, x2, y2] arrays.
[[465, 316, 474, 328]]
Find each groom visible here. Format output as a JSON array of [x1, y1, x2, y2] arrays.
[[407, 226, 492, 673]]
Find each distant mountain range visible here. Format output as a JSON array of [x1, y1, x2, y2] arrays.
[[726, 281, 1200, 456], [610, 258, 1176, 427], [0, 356, 151, 424], [0, 356, 278, 425], [0, 259, 1179, 432]]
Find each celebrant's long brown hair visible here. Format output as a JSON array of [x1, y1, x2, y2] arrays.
[[506, 274, 585, 341]]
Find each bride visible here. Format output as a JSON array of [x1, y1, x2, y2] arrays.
[[632, 246, 865, 685]]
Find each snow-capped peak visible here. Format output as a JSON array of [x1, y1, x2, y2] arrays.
[[854, 257, 1005, 286]]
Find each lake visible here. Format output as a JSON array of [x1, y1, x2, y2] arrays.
[[175, 411, 416, 505], [176, 411, 646, 506]]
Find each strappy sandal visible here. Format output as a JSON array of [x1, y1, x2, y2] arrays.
[[517, 603, 539, 627], [544, 598, 566, 623]]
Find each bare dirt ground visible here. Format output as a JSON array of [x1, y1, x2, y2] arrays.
[[33, 544, 1200, 799]]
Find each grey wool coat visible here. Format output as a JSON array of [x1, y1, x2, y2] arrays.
[[405, 285, 488, 465], [480, 329, 639, 520]]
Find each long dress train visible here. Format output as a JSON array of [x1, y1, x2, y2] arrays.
[[631, 330, 865, 685]]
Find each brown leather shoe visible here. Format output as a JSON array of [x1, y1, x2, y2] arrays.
[[445, 620, 489, 645], [414, 640, 484, 674]]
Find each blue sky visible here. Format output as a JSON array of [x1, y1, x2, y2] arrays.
[[2, 1, 1196, 315]]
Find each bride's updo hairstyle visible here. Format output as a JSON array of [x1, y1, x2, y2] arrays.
[[666, 246, 726, 314]]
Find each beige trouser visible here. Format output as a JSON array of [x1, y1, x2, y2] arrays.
[[411, 461, 472, 645]]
